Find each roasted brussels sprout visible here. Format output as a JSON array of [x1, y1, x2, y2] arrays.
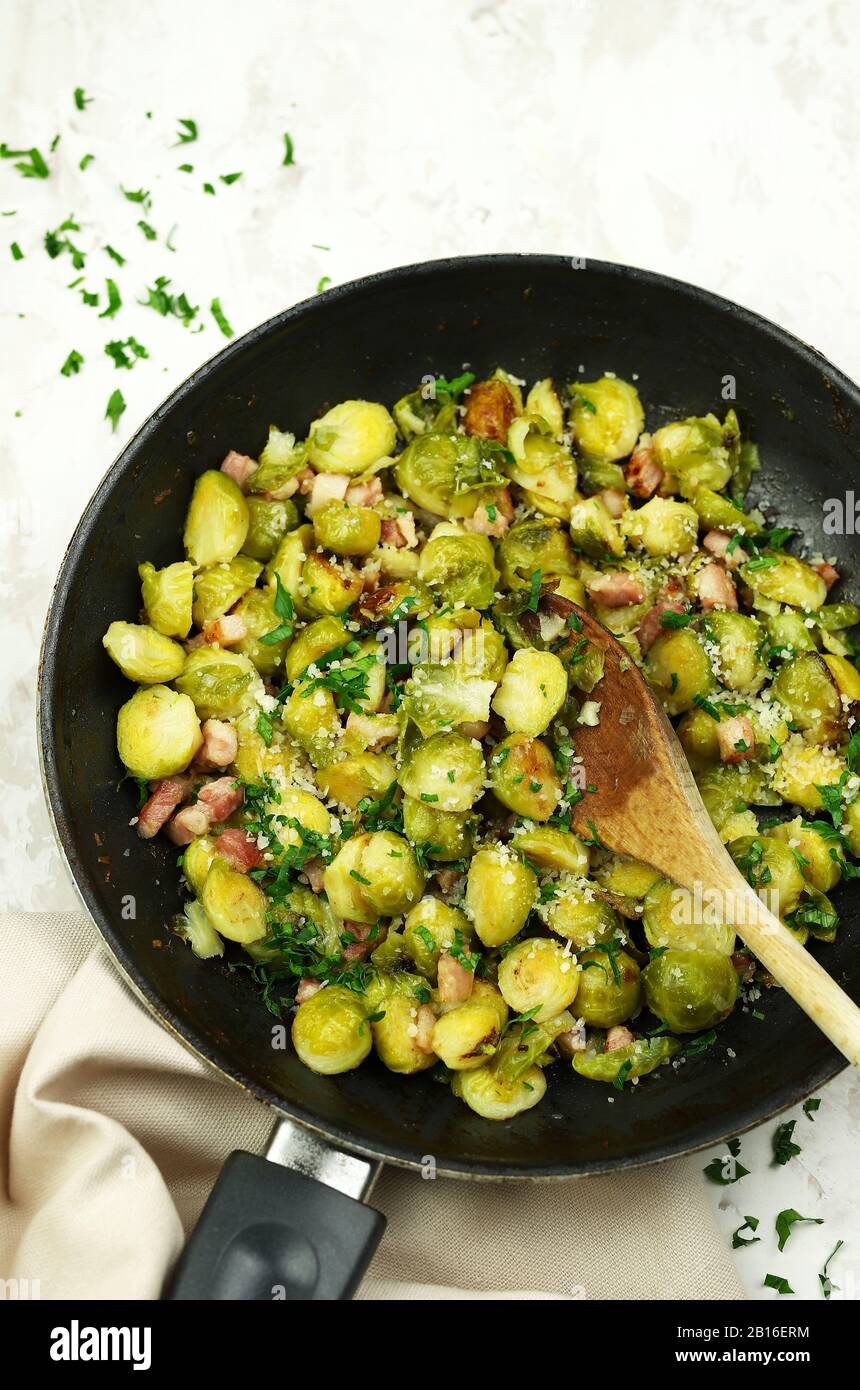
[[620, 497, 698, 557], [573, 1035, 680, 1084], [402, 795, 475, 861], [267, 524, 315, 617], [313, 501, 382, 556], [496, 518, 576, 589], [465, 845, 537, 947], [201, 856, 267, 944], [371, 990, 437, 1074], [701, 611, 767, 694], [403, 897, 472, 977], [770, 739, 847, 812], [292, 985, 372, 1075], [248, 426, 307, 496], [316, 751, 397, 809], [452, 1063, 546, 1119], [117, 684, 202, 779], [103, 621, 186, 684], [569, 377, 644, 461], [182, 835, 218, 897], [308, 400, 397, 475], [768, 816, 842, 893], [740, 553, 827, 610], [417, 527, 498, 608], [651, 414, 733, 494], [511, 825, 590, 874], [822, 653, 860, 701], [399, 731, 485, 811], [728, 834, 805, 916], [302, 551, 364, 615], [183, 470, 249, 568], [642, 877, 736, 955], [491, 648, 568, 735], [569, 496, 625, 560], [593, 856, 662, 908], [488, 734, 562, 821], [400, 664, 496, 738], [175, 646, 264, 720], [280, 680, 341, 768], [575, 948, 641, 1027], [232, 586, 291, 677], [642, 949, 738, 1033], [644, 628, 716, 715], [765, 608, 820, 659], [191, 554, 263, 628], [244, 497, 299, 561], [688, 486, 763, 537], [324, 830, 424, 922], [431, 998, 503, 1070], [541, 876, 624, 949], [771, 652, 844, 745], [497, 937, 580, 1017], [139, 560, 194, 639]]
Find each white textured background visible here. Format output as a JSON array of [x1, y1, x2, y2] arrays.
[[1, 0, 858, 1300]]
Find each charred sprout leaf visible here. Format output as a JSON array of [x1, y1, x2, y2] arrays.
[[731, 1215, 760, 1249], [105, 388, 126, 433], [763, 1273, 794, 1296], [772, 1119, 801, 1166], [775, 1208, 823, 1252], [819, 1240, 843, 1299]]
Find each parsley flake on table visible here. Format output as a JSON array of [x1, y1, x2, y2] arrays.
[[174, 118, 198, 146], [282, 132, 296, 166], [10, 241, 23, 260], [121, 186, 151, 209], [137, 219, 157, 240], [775, 1208, 823, 1252], [105, 388, 126, 432], [219, 171, 242, 185], [60, 349, 84, 377], [731, 1215, 760, 1249], [73, 87, 93, 111], [819, 1240, 843, 1299], [1, 142, 50, 178], [79, 153, 94, 171], [803, 1097, 821, 1120], [104, 337, 148, 369], [98, 278, 122, 319], [763, 1273, 794, 1296], [210, 297, 234, 338], [772, 1119, 801, 1166]]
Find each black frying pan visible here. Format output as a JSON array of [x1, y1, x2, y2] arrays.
[[38, 255, 860, 1299]]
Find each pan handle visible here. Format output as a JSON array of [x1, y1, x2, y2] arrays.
[[167, 1118, 385, 1301]]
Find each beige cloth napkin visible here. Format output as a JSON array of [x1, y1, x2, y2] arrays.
[[0, 911, 743, 1301]]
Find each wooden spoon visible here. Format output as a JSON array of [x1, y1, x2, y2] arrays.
[[565, 604, 860, 1066]]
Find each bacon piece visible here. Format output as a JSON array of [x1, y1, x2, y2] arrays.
[[434, 868, 462, 895], [214, 827, 265, 872], [463, 487, 513, 538], [165, 804, 211, 845], [625, 437, 663, 498], [696, 562, 738, 612], [296, 978, 323, 1005], [717, 714, 755, 764], [194, 718, 238, 771], [637, 581, 687, 653], [817, 561, 840, 590], [221, 450, 258, 490], [415, 1005, 437, 1054], [202, 613, 247, 646], [346, 477, 384, 508], [380, 513, 418, 549], [556, 1018, 587, 1057], [463, 379, 516, 442], [702, 528, 748, 570], [437, 953, 475, 1004], [598, 487, 627, 519], [342, 920, 386, 962], [197, 776, 244, 823], [303, 857, 326, 894], [604, 1025, 635, 1052], [587, 572, 646, 609], [137, 777, 191, 840], [266, 465, 313, 502], [308, 473, 349, 514]]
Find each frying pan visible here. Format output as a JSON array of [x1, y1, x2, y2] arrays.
[[38, 255, 860, 1299]]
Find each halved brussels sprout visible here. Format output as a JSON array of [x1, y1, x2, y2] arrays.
[[280, 680, 341, 768], [316, 751, 397, 809], [465, 845, 537, 946], [324, 830, 424, 922], [309, 400, 396, 475], [201, 856, 267, 943], [491, 648, 568, 736], [400, 664, 497, 738], [244, 497, 299, 561], [569, 496, 625, 559], [496, 518, 576, 589], [183, 470, 249, 568], [740, 553, 827, 610], [569, 377, 644, 461], [139, 560, 194, 638], [292, 985, 371, 1075], [573, 1035, 680, 1084], [417, 527, 499, 609], [688, 486, 762, 537], [676, 706, 721, 770], [541, 876, 623, 949], [507, 458, 581, 520], [248, 426, 308, 496], [525, 377, 564, 436], [651, 414, 733, 494], [620, 497, 699, 557], [592, 856, 662, 909], [507, 412, 571, 475], [728, 834, 805, 916], [642, 877, 736, 955], [117, 684, 202, 779], [452, 1063, 547, 1119], [511, 825, 590, 874], [191, 554, 263, 628], [394, 431, 476, 517], [402, 796, 475, 862], [267, 525, 315, 618], [497, 937, 580, 1017], [770, 739, 847, 812], [771, 652, 844, 745], [822, 653, 860, 701], [103, 621, 186, 684], [403, 897, 472, 977], [399, 731, 485, 812], [284, 616, 347, 683], [431, 999, 503, 1071], [765, 609, 819, 660], [768, 816, 842, 893], [696, 761, 775, 831], [488, 734, 562, 821], [313, 501, 382, 556], [233, 587, 290, 677], [642, 948, 738, 1033], [575, 948, 641, 1026], [371, 991, 437, 1074], [266, 788, 332, 852], [644, 629, 716, 714], [700, 611, 767, 694], [175, 646, 264, 720], [392, 386, 447, 441], [302, 551, 364, 615], [182, 835, 217, 897]]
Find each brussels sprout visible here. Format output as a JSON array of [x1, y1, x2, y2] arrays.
[[688, 486, 762, 536], [232, 587, 291, 677], [116, 684, 202, 779], [172, 898, 224, 960], [308, 400, 397, 475], [506, 458, 581, 521], [511, 826, 590, 874], [573, 1035, 680, 1084], [642, 948, 738, 1033], [496, 518, 576, 589], [765, 609, 819, 660], [313, 501, 382, 557], [244, 497, 299, 561], [642, 877, 736, 955], [569, 377, 644, 461], [291, 985, 372, 1075], [183, 470, 249, 568], [676, 706, 721, 770], [542, 876, 624, 949], [139, 560, 194, 639], [569, 496, 625, 560], [266, 787, 332, 852], [267, 525, 315, 618], [576, 455, 628, 496], [403, 897, 472, 977], [699, 611, 767, 695], [422, 610, 508, 682], [465, 845, 536, 946], [401, 664, 496, 738], [191, 554, 263, 627], [575, 948, 641, 1026], [175, 646, 264, 720], [417, 527, 499, 609], [651, 414, 733, 494], [284, 616, 347, 683], [392, 386, 445, 441], [371, 992, 437, 1074], [280, 680, 341, 768], [182, 835, 217, 896], [770, 739, 847, 812], [696, 761, 775, 830], [431, 999, 503, 1071], [644, 629, 716, 714], [316, 751, 397, 809], [768, 816, 842, 893], [728, 834, 805, 916], [302, 551, 364, 615], [245, 426, 307, 496], [620, 497, 699, 557], [402, 796, 475, 862], [845, 799, 860, 857], [201, 856, 267, 943], [399, 731, 485, 812], [324, 830, 424, 922], [103, 621, 186, 684], [488, 734, 562, 821], [394, 431, 474, 517], [452, 1063, 547, 1119], [592, 856, 662, 908], [497, 937, 580, 1017], [771, 652, 844, 745], [492, 649, 568, 736], [525, 377, 565, 435], [231, 719, 309, 786], [823, 653, 860, 700], [740, 553, 827, 610], [816, 602, 860, 631], [507, 412, 571, 476], [358, 577, 433, 624]]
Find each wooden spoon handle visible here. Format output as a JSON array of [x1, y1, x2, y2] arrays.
[[721, 870, 860, 1067]]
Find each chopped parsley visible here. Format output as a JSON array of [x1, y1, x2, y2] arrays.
[[174, 118, 198, 146], [105, 388, 126, 433], [819, 1240, 843, 1299], [98, 278, 122, 319], [527, 569, 542, 612], [259, 574, 295, 645], [104, 337, 148, 369], [73, 87, 93, 111], [775, 1208, 823, 1252], [10, 241, 23, 260], [731, 1215, 760, 1249], [210, 297, 234, 338], [803, 1097, 821, 1121], [772, 1119, 801, 1166], [1, 142, 50, 179], [763, 1273, 794, 1296], [60, 349, 84, 377], [282, 132, 296, 166]]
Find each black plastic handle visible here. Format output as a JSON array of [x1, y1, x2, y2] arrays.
[[167, 1151, 385, 1300]]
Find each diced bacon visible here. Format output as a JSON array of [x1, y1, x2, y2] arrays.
[[197, 776, 244, 822], [137, 777, 191, 840], [380, 513, 418, 549], [345, 712, 399, 749], [604, 1025, 635, 1052], [717, 714, 755, 764], [297, 467, 318, 496], [307, 473, 350, 514], [696, 562, 738, 611], [637, 581, 687, 653], [598, 487, 627, 519], [437, 953, 475, 1004], [817, 561, 840, 590], [415, 1005, 437, 1054], [702, 529, 748, 570], [587, 572, 646, 609], [463, 487, 514, 538], [625, 437, 663, 498], [434, 868, 462, 895], [221, 450, 258, 490], [303, 857, 327, 894], [194, 718, 239, 771], [342, 920, 385, 962], [463, 379, 516, 442], [165, 804, 211, 845], [267, 466, 313, 501], [296, 978, 323, 1005], [202, 614, 247, 646], [556, 1018, 587, 1057], [346, 477, 384, 508], [214, 827, 265, 872]]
